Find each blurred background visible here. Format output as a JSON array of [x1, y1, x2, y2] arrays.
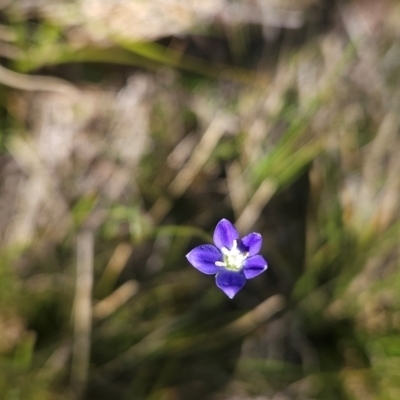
[[0, 0, 400, 399]]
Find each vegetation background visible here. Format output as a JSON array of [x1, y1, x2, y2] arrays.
[[0, 0, 400, 399]]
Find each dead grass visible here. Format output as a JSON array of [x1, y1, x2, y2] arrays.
[[0, 1, 400, 399]]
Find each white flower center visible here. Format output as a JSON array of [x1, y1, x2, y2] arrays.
[[215, 240, 248, 271]]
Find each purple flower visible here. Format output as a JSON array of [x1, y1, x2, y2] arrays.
[[186, 219, 268, 299]]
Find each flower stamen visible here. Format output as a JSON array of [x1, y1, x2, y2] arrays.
[[215, 240, 248, 271]]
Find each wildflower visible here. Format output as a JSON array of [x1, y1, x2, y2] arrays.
[[186, 219, 268, 298]]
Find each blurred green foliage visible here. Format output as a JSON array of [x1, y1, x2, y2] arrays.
[[1, 1, 400, 399]]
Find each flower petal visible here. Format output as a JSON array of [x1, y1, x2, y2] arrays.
[[213, 219, 239, 250], [243, 255, 268, 279], [240, 232, 262, 256], [186, 245, 222, 275], [215, 270, 246, 299]]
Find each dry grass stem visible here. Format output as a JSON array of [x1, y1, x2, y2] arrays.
[[71, 230, 94, 398], [0, 65, 79, 97], [96, 243, 133, 297], [150, 112, 232, 222], [93, 280, 139, 320], [226, 161, 248, 219], [236, 179, 277, 232]]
